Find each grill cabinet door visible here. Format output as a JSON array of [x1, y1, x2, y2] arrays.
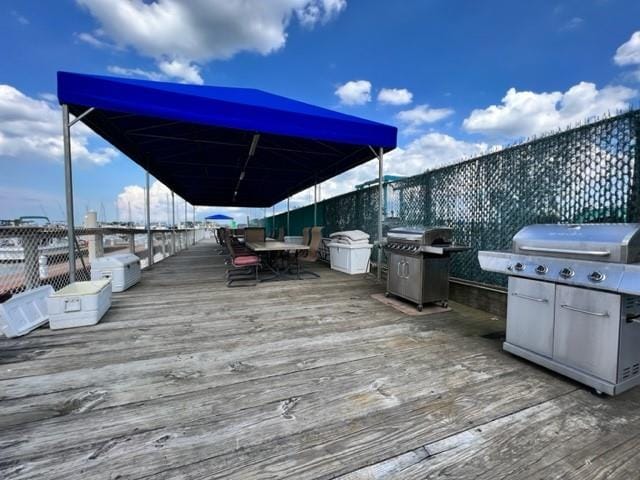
[[387, 252, 405, 297], [506, 277, 555, 357], [553, 285, 621, 383], [403, 255, 423, 303]]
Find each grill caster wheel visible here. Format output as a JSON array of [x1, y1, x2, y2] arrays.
[[416, 304, 423, 312], [441, 301, 448, 308], [385, 292, 390, 298]]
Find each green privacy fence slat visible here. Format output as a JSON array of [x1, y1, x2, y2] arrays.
[[265, 110, 640, 286]]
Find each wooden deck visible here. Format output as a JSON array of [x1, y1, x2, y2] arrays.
[[2, 239, 640, 479]]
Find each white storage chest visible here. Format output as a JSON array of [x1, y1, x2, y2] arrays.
[[91, 254, 141, 292], [47, 280, 112, 330], [0, 285, 54, 338], [328, 243, 373, 275]]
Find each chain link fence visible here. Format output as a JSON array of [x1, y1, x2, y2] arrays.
[[0, 226, 206, 300], [265, 110, 640, 286]]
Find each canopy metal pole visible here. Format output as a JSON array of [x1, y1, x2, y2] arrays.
[[377, 147, 384, 282], [314, 183, 317, 226], [171, 192, 176, 253], [287, 197, 290, 235], [145, 170, 152, 267], [272, 206, 275, 236], [62, 104, 76, 283]]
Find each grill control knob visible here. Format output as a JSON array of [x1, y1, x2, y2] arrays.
[[559, 267, 574, 279], [514, 262, 525, 272], [588, 271, 605, 283], [535, 265, 548, 275]]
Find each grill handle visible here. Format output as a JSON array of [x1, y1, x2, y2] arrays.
[[518, 246, 610, 257], [560, 304, 609, 317], [511, 292, 548, 303]]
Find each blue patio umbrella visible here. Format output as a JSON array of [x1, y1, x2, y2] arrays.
[[205, 214, 234, 220]]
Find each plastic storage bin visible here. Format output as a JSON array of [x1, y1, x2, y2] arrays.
[[47, 280, 112, 330], [90, 254, 141, 292], [0, 285, 54, 338], [328, 243, 373, 275]]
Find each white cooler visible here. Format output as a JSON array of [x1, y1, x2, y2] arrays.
[[91, 254, 141, 292], [47, 280, 112, 330], [0, 285, 53, 338], [328, 243, 373, 275]]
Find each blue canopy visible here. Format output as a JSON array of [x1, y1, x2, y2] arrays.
[[205, 214, 234, 220], [57, 72, 397, 207]]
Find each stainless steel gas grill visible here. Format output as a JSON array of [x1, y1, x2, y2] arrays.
[[384, 226, 469, 311], [479, 223, 640, 395]]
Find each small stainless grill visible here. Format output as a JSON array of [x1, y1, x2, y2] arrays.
[[384, 226, 468, 311], [479, 223, 640, 396]]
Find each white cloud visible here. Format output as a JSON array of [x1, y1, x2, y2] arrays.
[[0, 84, 117, 166], [76, 0, 346, 84], [116, 180, 255, 224], [157, 59, 203, 85], [297, 0, 346, 27], [75, 31, 114, 49], [463, 82, 636, 138], [335, 80, 371, 105], [377, 88, 413, 106], [396, 104, 454, 131], [107, 65, 168, 82], [39, 93, 58, 103], [11, 11, 29, 25], [559, 17, 584, 32], [284, 132, 496, 210], [386, 133, 496, 174], [614, 31, 640, 66]]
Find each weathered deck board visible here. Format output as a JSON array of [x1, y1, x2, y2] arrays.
[[1, 239, 639, 479]]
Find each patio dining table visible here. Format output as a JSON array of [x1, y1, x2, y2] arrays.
[[245, 241, 309, 281]]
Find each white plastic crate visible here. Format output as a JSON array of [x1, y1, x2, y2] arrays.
[[328, 243, 373, 275], [47, 280, 112, 330], [90, 254, 141, 292], [0, 285, 54, 338]]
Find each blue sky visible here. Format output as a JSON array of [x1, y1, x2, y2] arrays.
[[1, 0, 639, 224]]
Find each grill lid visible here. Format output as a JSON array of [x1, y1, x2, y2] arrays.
[[512, 224, 640, 264], [387, 226, 453, 245]]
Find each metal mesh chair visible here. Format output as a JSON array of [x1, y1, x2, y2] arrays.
[[296, 226, 323, 278]]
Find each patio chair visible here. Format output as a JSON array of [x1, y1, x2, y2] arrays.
[[213, 227, 227, 255], [223, 228, 251, 256], [302, 227, 310, 246], [244, 227, 266, 243], [296, 226, 323, 278], [224, 229, 260, 287]]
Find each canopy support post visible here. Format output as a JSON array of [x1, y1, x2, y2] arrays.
[[184, 200, 188, 249], [314, 183, 317, 226], [287, 197, 290, 235], [171, 192, 176, 253], [272, 206, 275, 237], [145, 170, 153, 268], [62, 104, 76, 283], [377, 147, 384, 282]]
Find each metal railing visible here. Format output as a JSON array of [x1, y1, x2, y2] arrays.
[[0, 226, 207, 299]]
